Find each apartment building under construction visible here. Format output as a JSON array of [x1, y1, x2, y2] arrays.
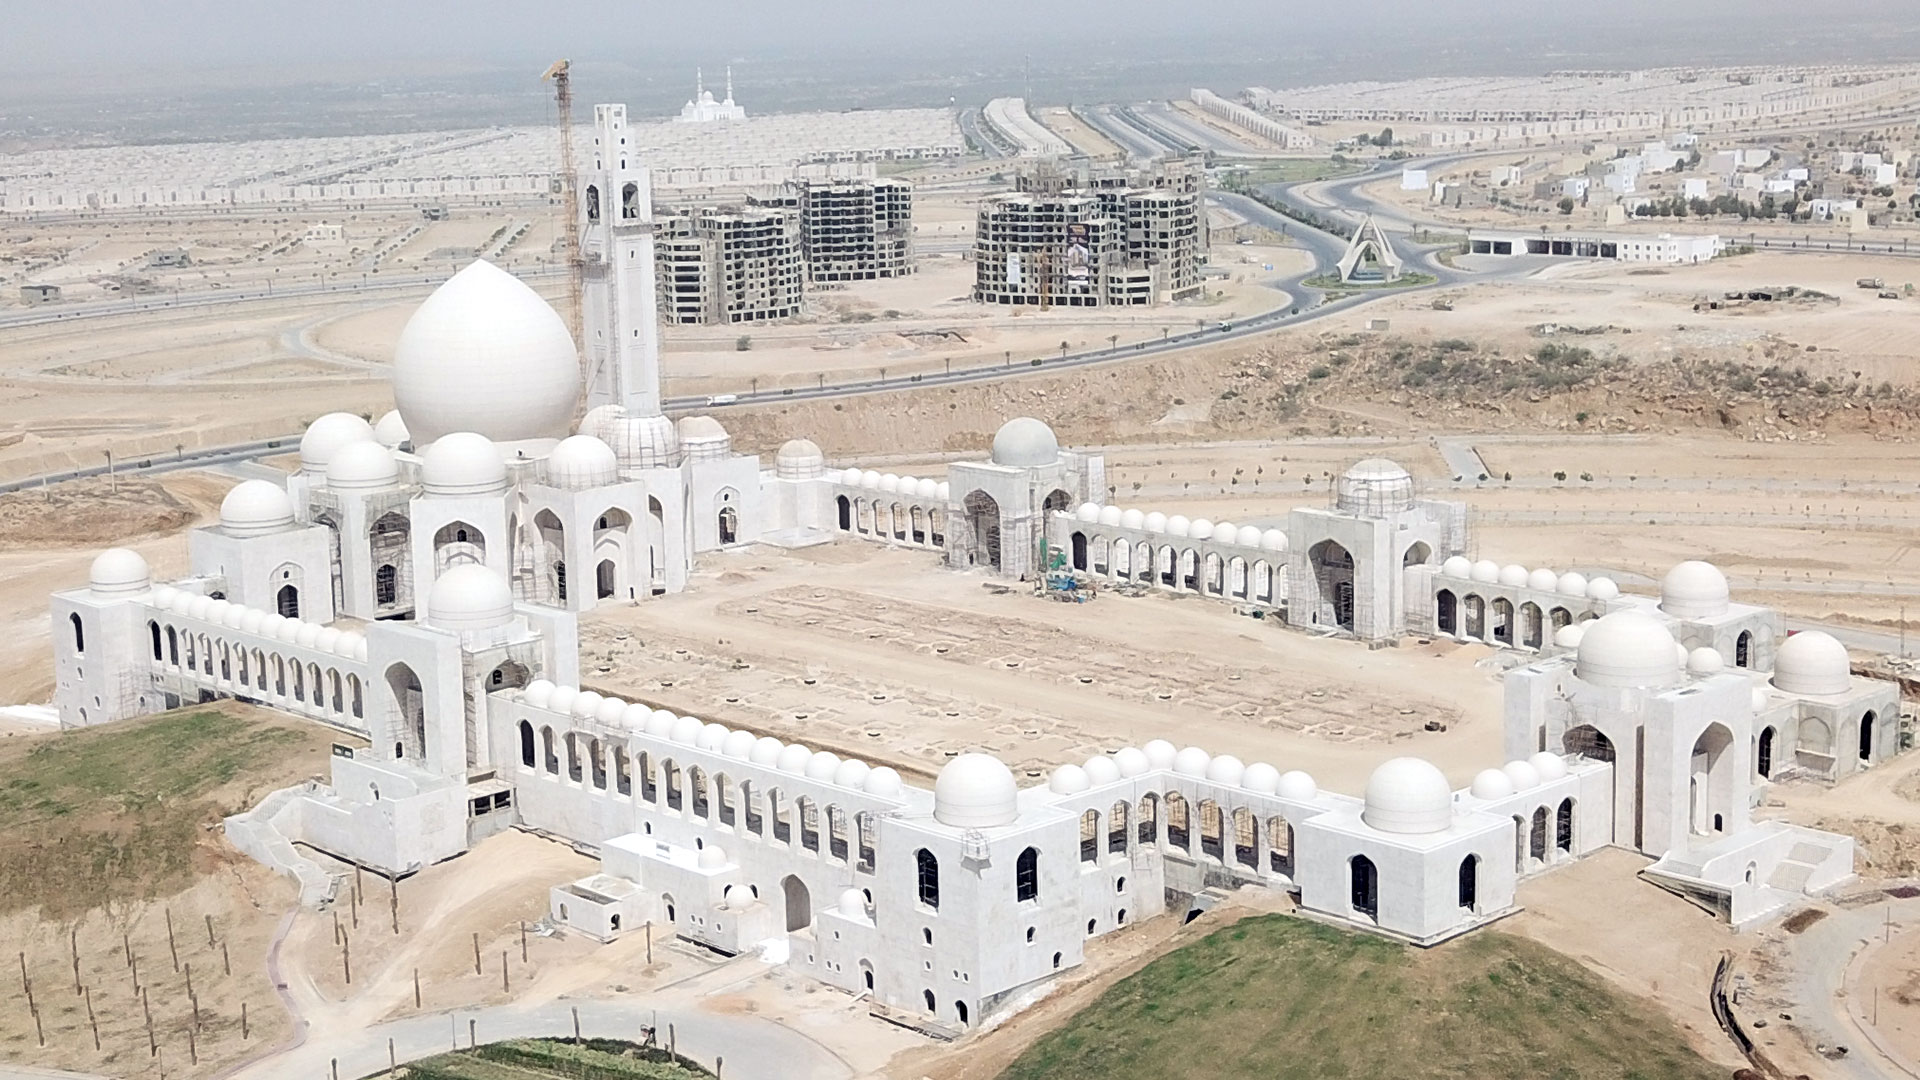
[[655, 204, 805, 325], [755, 177, 915, 283], [972, 159, 1207, 308]]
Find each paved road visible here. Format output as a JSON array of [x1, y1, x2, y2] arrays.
[[1778, 893, 1920, 1080]]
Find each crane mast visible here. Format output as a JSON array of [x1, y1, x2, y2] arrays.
[[541, 59, 585, 354]]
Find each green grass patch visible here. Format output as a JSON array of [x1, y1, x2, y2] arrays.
[[0, 707, 327, 917], [1000, 915, 1724, 1080], [1222, 158, 1366, 185], [370, 1037, 712, 1079], [1303, 271, 1437, 290]]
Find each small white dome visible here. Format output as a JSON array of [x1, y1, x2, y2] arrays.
[[647, 710, 677, 739], [314, 626, 341, 652], [699, 723, 731, 752], [722, 730, 758, 759], [427, 564, 514, 630], [622, 703, 652, 730], [546, 435, 619, 489], [1142, 739, 1177, 769], [1687, 646, 1724, 676], [373, 410, 411, 449], [697, 846, 726, 869], [991, 417, 1059, 467], [1557, 572, 1589, 597], [1120, 509, 1146, 529], [749, 736, 783, 766], [676, 416, 731, 460], [933, 753, 1019, 828], [89, 548, 150, 595], [1049, 764, 1090, 794], [241, 609, 268, 634], [833, 758, 872, 789], [1529, 751, 1569, 781], [1276, 770, 1318, 801], [805, 751, 842, 781], [1082, 756, 1121, 785], [151, 584, 178, 607], [326, 439, 400, 491], [593, 696, 627, 724], [603, 411, 680, 470], [1772, 631, 1851, 696], [1335, 458, 1414, 514], [837, 467, 862, 486], [878, 474, 900, 493], [546, 686, 578, 715], [1586, 577, 1620, 600], [864, 766, 904, 797], [1751, 687, 1770, 713], [1362, 758, 1452, 834], [1674, 641, 1691, 667], [1527, 568, 1560, 591], [1553, 624, 1586, 649], [220, 480, 295, 536], [1172, 746, 1211, 777], [522, 679, 556, 709], [1661, 561, 1730, 619], [1112, 747, 1149, 777], [916, 478, 940, 499], [1166, 515, 1191, 538], [1205, 754, 1245, 785], [775, 439, 825, 480], [300, 412, 376, 472], [860, 470, 881, 489], [1260, 529, 1289, 553], [1242, 762, 1281, 793], [839, 888, 869, 921], [776, 742, 813, 773], [571, 691, 603, 718], [1235, 525, 1263, 547], [1188, 518, 1214, 540], [1470, 559, 1500, 583], [1498, 564, 1530, 587], [1075, 503, 1101, 523], [1100, 506, 1125, 527], [1143, 512, 1168, 534], [421, 432, 507, 496], [722, 885, 748, 912], [1441, 556, 1473, 578], [1209, 521, 1236, 542], [392, 260, 580, 445], [1502, 760, 1542, 790], [1470, 768, 1516, 800], [672, 715, 707, 746], [1576, 610, 1680, 688], [579, 404, 625, 442], [296, 622, 321, 647]]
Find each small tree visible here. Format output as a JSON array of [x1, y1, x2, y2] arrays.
[[735, 335, 752, 351], [1557, 197, 1575, 215]]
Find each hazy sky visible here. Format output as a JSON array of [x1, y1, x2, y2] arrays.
[[7, 0, 1915, 75]]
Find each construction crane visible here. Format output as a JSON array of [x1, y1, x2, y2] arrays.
[[541, 59, 584, 351]]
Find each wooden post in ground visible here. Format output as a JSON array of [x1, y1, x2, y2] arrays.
[[122, 930, 131, 968], [572, 1005, 580, 1043], [143, 988, 156, 1056], [350, 883, 358, 929], [165, 908, 179, 972], [389, 1037, 396, 1070], [390, 877, 399, 935], [30, 1000, 43, 1047], [520, 921, 528, 963], [472, 932, 481, 975], [86, 986, 100, 1050], [242, 1000, 248, 1040], [130, 948, 140, 995], [646, 921, 652, 965], [70, 926, 81, 995], [333, 910, 341, 946], [501, 951, 509, 993], [205, 913, 216, 948], [469, 1017, 476, 1049], [342, 936, 352, 985], [414, 967, 421, 1008], [222, 941, 230, 976], [188, 1024, 197, 1064]]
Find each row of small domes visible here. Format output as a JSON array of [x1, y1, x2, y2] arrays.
[[1069, 505, 1291, 551], [518, 679, 905, 798], [837, 469, 949, 501], [1048, 740, 1317, 799], [1468, 753, 1572, 801], [149, 584, 369, 660], [1440, 557, 1619, 599]]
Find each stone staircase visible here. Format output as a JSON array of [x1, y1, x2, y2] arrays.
[[223, 784, 339, 907]]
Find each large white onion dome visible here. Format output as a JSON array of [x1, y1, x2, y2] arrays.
[[1528, 751, 1569, 782], [1575, 610, 1681, 688], [1100, 506, 1125, 527], [1527, 567, 1560, 591], [775, 439, 826, 481], [299, 412, 376, 472], [1441, 556, 1473, 578], [1260, 529, 1289, 553], [1772, 631, 1852, 696], [1075, 503, 1101, 523], [1498, 564, 1530, 588], [1335, 458, 1414, 514], [89, 548, 150, 595], [1556, 571, 1589, 597], [1235, 525, 1263, 547], [1686, 646, 1725, 676], [1660, 560, 1731, 619], [1166, 515, 1191, 538], [1120, 509, 1146, 529], [990, 417, 1059, 468], [1586, 576, 1620, 600], [1470, 559, 1500, 583], [427, 564, 515, 631], [546, 435, 619, 489], [372, 410, 411, 450], [1502, 760, 1541, 791], [1083, 756, 1121, 785], [220, 480, 296, 536], [1362, 757, 1453, 834], [1048, 764, 1090, 794], [1242, 762, 1281, 793], [1470, 768, 1515, 801], [676, 416, 732, 461], [391, 260, 580, 445], [326, 439, 400, 491], [933, 753, 1019, 828], [603, 411, 680, 471], [1172, 746, 1210, 777], [1276, 770, 1318, 801], [421, 432, 508, 496]]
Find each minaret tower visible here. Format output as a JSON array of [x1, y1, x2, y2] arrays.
[[578, 102, 663, 416]]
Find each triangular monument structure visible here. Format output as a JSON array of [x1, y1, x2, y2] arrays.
[[1336, 214, 1404, 283]]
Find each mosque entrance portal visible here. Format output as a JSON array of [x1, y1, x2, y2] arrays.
[[1308, 540, 1355, 632], [962, 491, 1001, 570], [782, 874, 812, 933]]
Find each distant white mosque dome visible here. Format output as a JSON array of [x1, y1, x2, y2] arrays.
[[933, 753, 1019, 828], [220, 480, 296, 536], [392, 260, 581, 445], [299, 412, 375, 473], [991, 417, 1059, 468]]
